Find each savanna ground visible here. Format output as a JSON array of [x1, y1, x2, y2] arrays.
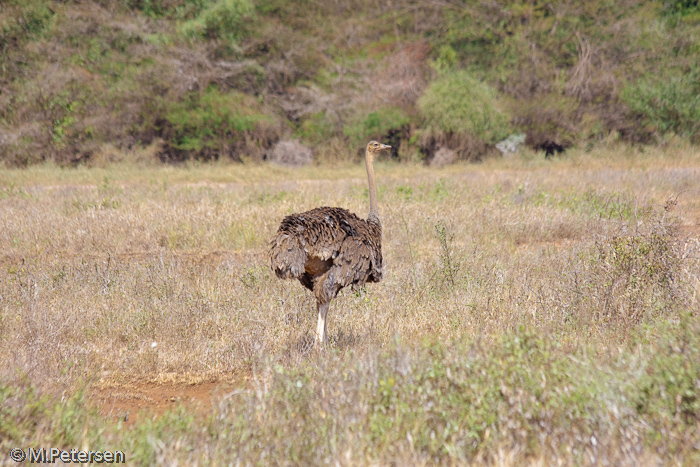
[[2, 144, 700, 465]]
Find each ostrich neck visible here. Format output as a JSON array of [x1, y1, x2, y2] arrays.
[[365, 151, 379, 223]]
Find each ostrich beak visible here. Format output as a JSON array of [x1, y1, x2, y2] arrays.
[[380, 144, 391, 150]]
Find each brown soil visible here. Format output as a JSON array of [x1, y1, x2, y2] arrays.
[[89, 377, 249, 427]]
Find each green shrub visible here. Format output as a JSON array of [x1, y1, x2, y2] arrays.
[[662, 0, 700, 16], [515, 93, 579, 149], [366, 332, 607, 461], [621, 67, 700, 141], [295, 111, 337, 145], [635, 314, 700, 427], [178, 0, 254, 42], [418, 71, 511, 145], [343, 107, 410, 147], [163, 86, 272, 159], [0, 382, 96, 448]]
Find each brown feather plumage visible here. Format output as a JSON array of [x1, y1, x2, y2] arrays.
[[269, 206, 382, 303]]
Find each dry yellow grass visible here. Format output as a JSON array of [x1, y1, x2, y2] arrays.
[[1, 144, 700, 465], [1, 144, 698, 386]]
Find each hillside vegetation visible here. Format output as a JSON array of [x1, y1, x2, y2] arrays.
[[2, 0, 700, 166]]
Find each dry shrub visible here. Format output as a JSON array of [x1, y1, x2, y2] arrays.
[[278, 84, 350, 139], [560, 34, 654, 144], [429, 147, 455, 167], [86, 141, 163, 167], [498, 46, 556, 100], [515, 94, 577, 156], [419, 130, 497, 163], [277, 40, 429, 156], [265, 139, 313, 167], [0, 122, 46, 167], [312, 137, 355, 163], [375, 41, 430, 107], [563, 34, 617, 105], [590, 211, 688, 324]]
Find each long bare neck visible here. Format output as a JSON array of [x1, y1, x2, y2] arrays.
[[365, 149, 379, 222]]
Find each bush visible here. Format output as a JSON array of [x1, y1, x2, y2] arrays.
[[635, 314, 700, 427], [621, 67, 700, 141], [593, 217, 683, 323], [161, 86, 277, 161], [266, 139, 313, 167], [178, 0, 254, 42], [343, 107, 410, 149], [417, 70, 511, 145], [295, 111, 338, 145], [418, 129, 496, 163], [662, 0, 700, 16], [517, 94, 578, 155]]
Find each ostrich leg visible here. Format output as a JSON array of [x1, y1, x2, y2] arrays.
[[316, 301, 330, 347]]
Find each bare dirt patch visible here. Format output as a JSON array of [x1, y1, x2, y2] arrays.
[[90, 376, 249, 427]]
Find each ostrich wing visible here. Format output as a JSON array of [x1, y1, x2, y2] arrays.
[[269, 207, 382, 285], [269, 232, 308, 279], [335, 236, 383, 287], [270, 207, 353, 279]]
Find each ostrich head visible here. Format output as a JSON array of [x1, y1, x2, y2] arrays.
[[366, 141, 391, 162]]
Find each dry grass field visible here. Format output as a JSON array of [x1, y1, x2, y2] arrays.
[[2, 144, 700, 465]]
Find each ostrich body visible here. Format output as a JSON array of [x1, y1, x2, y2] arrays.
[[269, 141, 390, 346]]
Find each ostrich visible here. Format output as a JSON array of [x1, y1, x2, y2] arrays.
[[269, 141, 391, 346]]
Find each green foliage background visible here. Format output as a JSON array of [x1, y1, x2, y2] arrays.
[[1, 0, 700, 165]]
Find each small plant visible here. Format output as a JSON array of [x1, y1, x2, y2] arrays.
[[434, 221, 460, 290], [47, 94, 80, 148], [401, 214, 419, 291], [431, 45, 458, 74]]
